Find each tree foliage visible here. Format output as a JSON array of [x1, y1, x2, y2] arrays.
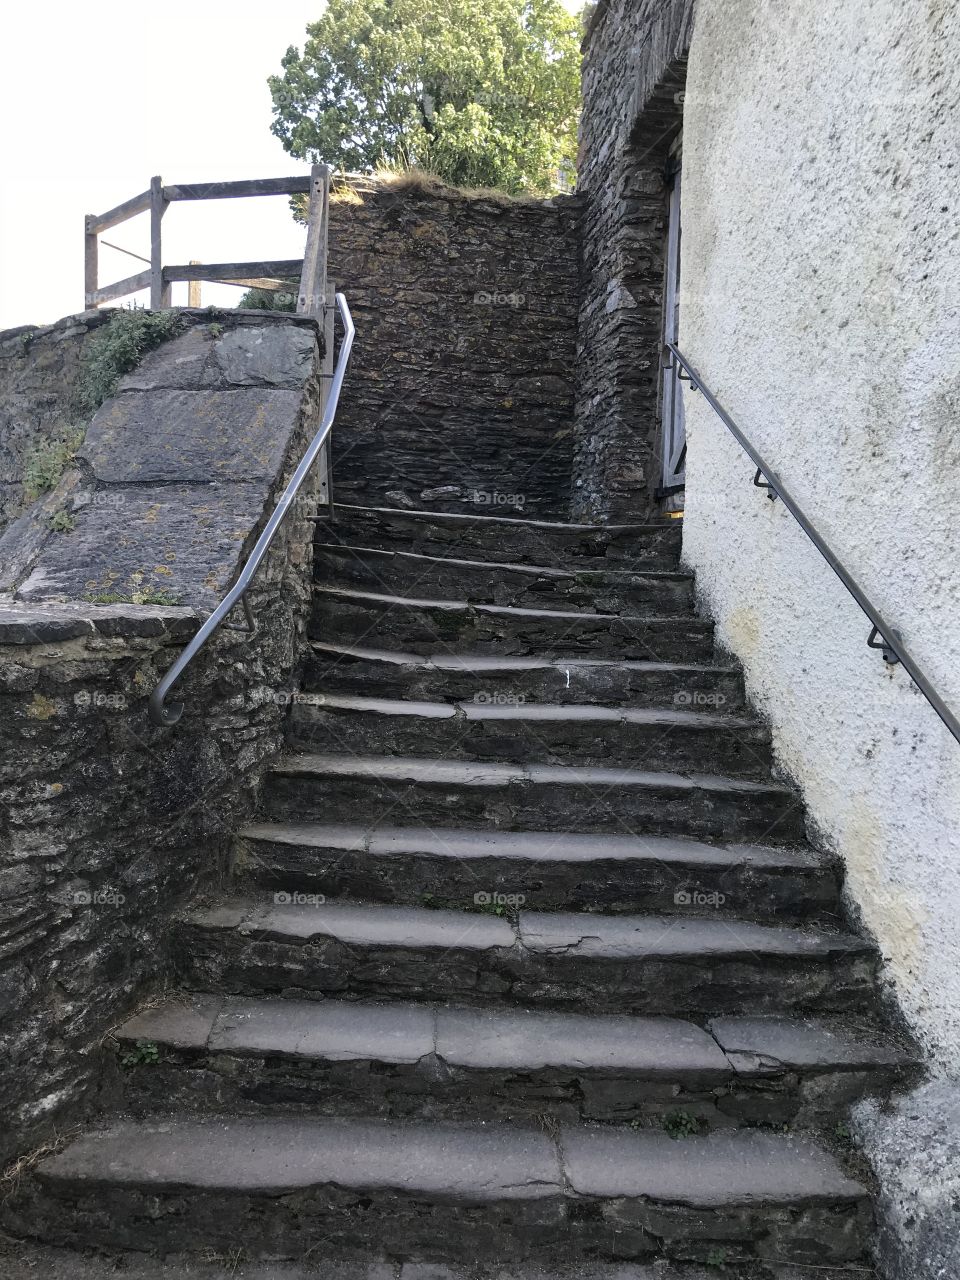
[[268, 0, 582, 194]]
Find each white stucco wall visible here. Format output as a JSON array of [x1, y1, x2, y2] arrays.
[[680, 0, 960, 1069]]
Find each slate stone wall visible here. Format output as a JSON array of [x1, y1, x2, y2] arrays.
[[0, 313, 323, 1167], [0, 312, 112, 534], [328, 177, 580, 520], [572, 0, 695, 521]]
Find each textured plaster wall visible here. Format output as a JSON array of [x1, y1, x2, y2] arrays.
[[680, 0, 960, 1069]]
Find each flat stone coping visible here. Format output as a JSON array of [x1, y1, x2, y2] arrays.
[[0, 599, 199, 645], [38, 1115, 865, 1206], [240, 821, 825, 869]]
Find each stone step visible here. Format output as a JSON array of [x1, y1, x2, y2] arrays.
[[310, 588, 716, 663], [174, 897, 878, 1016], [305, 643, 747, 712], [314, 544, 696, 615], [321, 503, 683, 569], [0, 1243, 816, 1280], [15, 1115, 870, 1265], [239, 822, 840, 921], [286, 695, 774, 779], [262, 753, 806, 844], [114, 994, 916, 1128]]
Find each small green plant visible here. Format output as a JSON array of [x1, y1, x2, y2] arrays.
[[206, 323, 224, 339], [834, 1120, 853, 1146], [22, 428, 85, 500], [705, 1246, 728, 1269], [237, 287, 297, 312], [76, 307, 184, 415], [663, 1109, 701, 1140], [474, 899, 506, 916], [120, 1039, 160, 1069], [49, 510, 75, 533], [421, 892, 439, 909]]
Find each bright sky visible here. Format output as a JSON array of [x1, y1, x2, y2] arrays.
[[0, 0, 584, 332], [0, 1, 328, 328]]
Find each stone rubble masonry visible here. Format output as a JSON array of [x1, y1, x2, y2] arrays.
[[327, 176, 580, 519], [0, 311, 113, 533], [0, 311, 323, 1168], [572, 0, 694, 522]]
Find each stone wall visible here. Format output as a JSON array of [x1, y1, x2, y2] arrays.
[[328, 176, 580, 520], [0, 312, 112, 534], [572, 0, 694, 521], [0, 312, 323, 1166]]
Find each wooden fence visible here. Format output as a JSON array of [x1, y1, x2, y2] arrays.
[[83, 165, 331, 316]]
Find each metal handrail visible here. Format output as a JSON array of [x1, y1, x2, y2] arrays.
[[148, 293, 355, 726], [665, 341, 960, 749]]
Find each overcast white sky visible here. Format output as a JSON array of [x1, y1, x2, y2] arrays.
[[0, 0, 582, 331]]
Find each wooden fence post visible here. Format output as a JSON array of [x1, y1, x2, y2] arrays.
[[84, 216, 98, 310], [188, 261, 202, 308], [150, 176, 171, 309]]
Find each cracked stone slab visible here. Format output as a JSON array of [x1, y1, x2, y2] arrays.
[[14, 483, 271, 608], [80, 387, 302, 484], [209, 997, 436, 1063], [36, 1116, 563, 1200], [119, 995, 223, 1050], [122, 324, 318, 392], [517, 912, 870, 960], [709, 1015, 916, 1072], [559, 1126, 866, 1205], [231, 898, 516, 951], [434, 1007, 728, 1074], [241, 821, 825, 869], [271, 752, 792, 797]]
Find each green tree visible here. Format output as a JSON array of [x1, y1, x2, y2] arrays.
[[268, 0, 582, 195]]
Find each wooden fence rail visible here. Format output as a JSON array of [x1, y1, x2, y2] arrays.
[[84, 167, 330, 315]]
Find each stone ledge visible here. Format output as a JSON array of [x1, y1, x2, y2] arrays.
[[0, 599, 200, 646]]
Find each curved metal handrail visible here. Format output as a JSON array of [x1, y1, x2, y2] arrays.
[[148, 293, 355, 726], [665, 341, 960, 749]]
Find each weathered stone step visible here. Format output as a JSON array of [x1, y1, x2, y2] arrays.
[[0, 1243, 813, 1280], [306, 643, 746, 712], [115, 994, 916, 1127], [262, 754, 806, 844], [286, 695, 774, 779], [15, 1115, 869, 1264], [314, 544, 696, 615], [239, 822, 839, 921], [175, 897, 877, 1015], [310, 588, 716, 662], [321, 503, 683, 569]]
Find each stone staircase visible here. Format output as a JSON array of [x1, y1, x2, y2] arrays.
[[6, 503, 918, 1275]]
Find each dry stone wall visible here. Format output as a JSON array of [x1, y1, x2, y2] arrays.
[[328, 177, 580, 520], [0, 312, 112, 534], [0, 312, 323, 1166], [573, 0, 694, 521]]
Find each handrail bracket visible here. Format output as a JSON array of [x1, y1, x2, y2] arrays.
[[867, 625, 902, 666]]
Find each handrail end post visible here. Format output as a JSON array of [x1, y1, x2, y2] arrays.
[[148, 690, 185, 727]]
